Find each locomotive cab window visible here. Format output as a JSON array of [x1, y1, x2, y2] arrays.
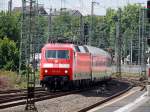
[[45, 50, 69, 59]]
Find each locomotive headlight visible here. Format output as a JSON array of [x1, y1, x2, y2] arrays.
[[45, 69, 48, 73], [65, 70, 68, 74]]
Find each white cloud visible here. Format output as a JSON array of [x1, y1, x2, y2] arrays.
[[13, 0, 21, 7], [0, 0, 8, 11]]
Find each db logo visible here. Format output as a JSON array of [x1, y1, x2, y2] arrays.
[[55, 60, 58, 63]]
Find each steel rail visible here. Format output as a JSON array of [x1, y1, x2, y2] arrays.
[[0, 80, 133, 110], [0, 88, 94, 109], [78, 81, 133, 112], [0, 87, 44, 94]]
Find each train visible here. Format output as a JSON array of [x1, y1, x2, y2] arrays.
[[40, 43, 112, 90]]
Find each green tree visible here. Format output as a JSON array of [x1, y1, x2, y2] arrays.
[[0, 11, 20, 43], [52, 12, 72, 38], [0, 37, 19, 71], [121, 4, 141, 61]]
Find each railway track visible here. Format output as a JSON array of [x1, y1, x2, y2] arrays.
[[118, 77, 147, 91], [78, 80, 133, 112], [78, 78, 146, 112], [0, 87, 48, 109], [0, 87, 44, 94], [0, 79, 133, 110], [0, 85, 101, 109]]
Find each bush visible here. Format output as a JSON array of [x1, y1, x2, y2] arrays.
[[0, 70, 27, 90], [0, 37, 19, 71]]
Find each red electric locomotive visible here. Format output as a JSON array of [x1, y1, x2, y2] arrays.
[[40, 43, 112, 89]]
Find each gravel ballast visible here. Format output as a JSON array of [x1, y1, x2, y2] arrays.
[[0, 80, 130, 112]]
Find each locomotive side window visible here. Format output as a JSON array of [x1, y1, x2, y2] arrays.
[[78, 46, 86, 53], [74, 46, 80, 52], [83, 46, 89, 53], [46, 50, 69, 59]]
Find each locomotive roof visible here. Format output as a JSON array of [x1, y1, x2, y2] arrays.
[[43, 43, 74, 49], [84, 45, 111, 57], [42, 43, 111, 58]]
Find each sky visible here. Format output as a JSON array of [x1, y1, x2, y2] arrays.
[[0, 0, 148, 15]]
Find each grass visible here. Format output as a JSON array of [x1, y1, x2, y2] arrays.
[[0, 70, 40, 90], [112, 72, 141, 77], [112, 72, 145, 80]]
